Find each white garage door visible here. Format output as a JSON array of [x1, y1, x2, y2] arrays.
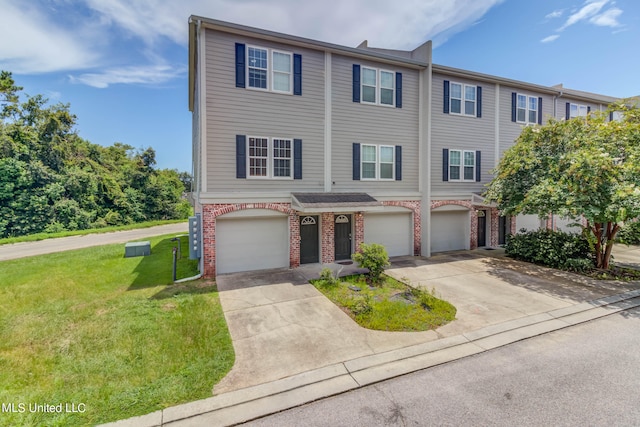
[[554, 215, 581, 234], [516, 214, 542, 233], [364, 212, 412, 256], [431, 210, 469, 252], [216, 215, 289, 274]]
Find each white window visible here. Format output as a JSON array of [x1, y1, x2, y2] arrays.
[[361, 144, 395, 180], [449, 149, 475, 182], [516, 94, 539, 124], [611, 111, 624, 122], [570, 103, 588, 118], [248, 137, 269, 177], [248, 137, 293, 179], [450, 82, 476, 116], [247, 46, 292, 94], [361, 67, 395, 107]]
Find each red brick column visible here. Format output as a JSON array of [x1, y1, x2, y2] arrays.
[[470, 211, 478, 250], [354, 212, 364, 252], [510, 216, 517, 235], [321, 213, 334, 264], [490, 208, 500, 247], [202, 205, 216, 278], [289, 212, 300, 269]]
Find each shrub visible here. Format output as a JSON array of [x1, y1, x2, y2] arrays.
[[318, 267, 340, 287], [352, 243, 390, 285], [506, 229, 591, 269], [617, 220, 640, 245]]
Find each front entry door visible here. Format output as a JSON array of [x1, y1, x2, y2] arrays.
[[334, 214, 352, 260], [498, 215, 509, 245], [300, 216, 319, 264], [477, 211, 487, 247]]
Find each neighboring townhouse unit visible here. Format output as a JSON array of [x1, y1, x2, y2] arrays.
[[188, 16, 622, 277]]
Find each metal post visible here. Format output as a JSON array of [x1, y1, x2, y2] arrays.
[[172, 246, 177, 282]]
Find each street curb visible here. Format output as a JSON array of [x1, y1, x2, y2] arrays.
[[99, 289, 640, 427]]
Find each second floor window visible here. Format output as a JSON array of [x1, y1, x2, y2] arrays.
[[570, 103, 588, 118], [449, 150, 476, 181], [245, 46, 294, 94], [450, 83, 477, 116], [361, 144, 395, 180], [248, 137, 293, 179]]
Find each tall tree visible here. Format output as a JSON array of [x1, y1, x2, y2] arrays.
[[485, 104, 640, 269]]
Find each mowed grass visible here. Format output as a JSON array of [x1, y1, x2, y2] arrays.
[[312, 274, 456, 331], [0, 235, 234, 427], [0, 219, 187, 246]]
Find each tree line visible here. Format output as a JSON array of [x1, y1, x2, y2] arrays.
[[0, 71, 192, 238]]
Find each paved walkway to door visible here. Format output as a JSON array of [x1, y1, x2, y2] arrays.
[[213, 251, 638, 395]]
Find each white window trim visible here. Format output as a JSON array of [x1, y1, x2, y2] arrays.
[[449, 82, 476, 117], [516, 93, 539, 124], [247, 136, 294, 180], [361, 144, 395, 181], [246, 45, 293, 95], [570, 103, 588, 118], [448, 149, 475, 182], [361, 67, 395, 108]]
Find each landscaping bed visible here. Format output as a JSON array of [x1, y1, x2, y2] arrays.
[[311, 274, 456, 332]]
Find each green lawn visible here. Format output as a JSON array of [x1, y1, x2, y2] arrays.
[[0, 219, 188, 246], [0, 235, 234, 427], [312, 274, 456, 331]]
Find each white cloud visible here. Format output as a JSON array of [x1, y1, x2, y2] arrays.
[[558, 0, 611, 31], [541, 34, 560, 43], [69, 64, 186, 88], [0, 1, 100, 73], [1, 0, 507, 86], [589, 7, 622, 27], [546, 10, 563, 19]]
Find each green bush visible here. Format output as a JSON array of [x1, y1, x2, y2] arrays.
[[318, 267, 340, 287], [506, 229, 591, 269], [617, 220, 640, 245], [352, 243, 390, 285]]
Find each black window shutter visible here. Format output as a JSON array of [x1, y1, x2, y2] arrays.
[[235, 43, 246, 88], [511, 92, 517, 122], [236, 135, 246, 178], [442, 148, 449, 181], [475, 150, 481, 182], [395, 145, 402, 181], [587, 106, 591, 114], [352, 64, 361, 103], [443, 80, 450, 114], [609, 111, 614, 121], [293, 139, 302, 179], [396, 73, 402, 108], [476, 86, 482, 118], [293, 54, 302, 96], [565, 102, 570, 120], [352, 143, 361, 180], [538, 97, 543, 125]]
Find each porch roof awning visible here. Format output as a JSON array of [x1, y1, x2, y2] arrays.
[[291, 192, 384, 213], [471, 192, 497, 207]]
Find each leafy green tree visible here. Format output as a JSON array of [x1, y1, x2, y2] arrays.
[[485, 104, 640, 269], [0, 71, 192, 238]]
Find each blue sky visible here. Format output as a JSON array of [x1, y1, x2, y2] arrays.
[[1, 0, 638, 173]]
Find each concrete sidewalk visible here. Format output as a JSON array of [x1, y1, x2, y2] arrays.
[[0, 223, 188, 261], [101, 251, 640, 427]]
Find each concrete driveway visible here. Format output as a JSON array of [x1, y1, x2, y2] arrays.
[[214, 251, 637, 395]]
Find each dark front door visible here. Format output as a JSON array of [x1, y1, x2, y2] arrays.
[[334, 214, 352, 260], [300, 216, 319, 264], [477, 212, 487, 247], [498, 215, 509, 245]]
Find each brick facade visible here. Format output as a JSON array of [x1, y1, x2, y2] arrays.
[[320, 213, 335, 264], [381, 200, 422, 255]]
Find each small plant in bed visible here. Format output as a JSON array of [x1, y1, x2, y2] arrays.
[[312, 274, 456, 331]]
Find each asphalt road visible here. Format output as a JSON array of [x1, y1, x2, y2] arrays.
[[0, 223, 188, 261], [244, 306, 640, 427]]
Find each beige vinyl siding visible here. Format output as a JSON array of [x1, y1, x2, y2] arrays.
[[498, 87, 554, 158], [204, 29, 326, 192], [430, 72, 495, 197], [330, 54, 420, 192]]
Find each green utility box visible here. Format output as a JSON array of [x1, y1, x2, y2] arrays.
[[124, 241, 151, 257]]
